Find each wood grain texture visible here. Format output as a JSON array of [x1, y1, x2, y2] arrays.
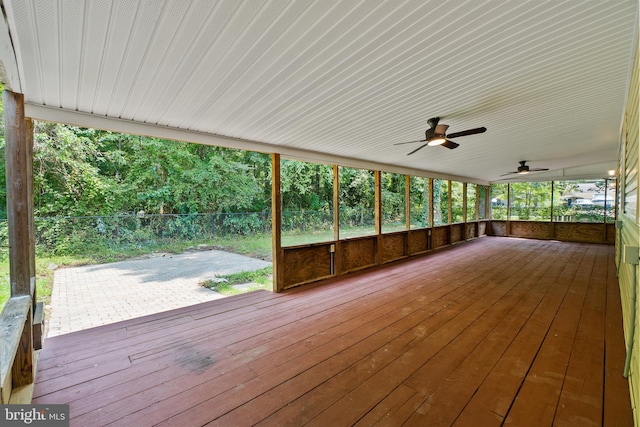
[[465, 222, 477, 240], [450, 223, 464, 243], [0, 296, 31, 403], [510, 221, 551, 239], [271, 154, 283, 292], [381, 233, 406, 263], [432, 226, 450, 249], [341, 236, 377, 273], [4, 90, 30, 297], [489, 220, 508, 236], [31, 238, 632, 426], [282, 244, 333, 288], [554, 223, 605, 243], [478, 221, 487, 236], [408, 229, 429, 255]]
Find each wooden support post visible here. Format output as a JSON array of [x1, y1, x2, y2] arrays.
[[25, 118, 42, 350], [506, 183, 512, 236], [462, 182, 468, 223], [447, 180, 452, 225], [271, 154, 283, 292], [550, 180, 556, 239], [428, 178, 434, 228], [484, 185, 490, 220], [405, 175, 411, 255], [374, 170, 382, 264], [4, 89, 34, 385], [428, 178, 434, 250], [332, 165, 341, 275], [26, 119, 35, 305], [5, 90, 32, 298]]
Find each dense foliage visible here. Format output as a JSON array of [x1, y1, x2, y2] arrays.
[[0, 121, 272, 218]]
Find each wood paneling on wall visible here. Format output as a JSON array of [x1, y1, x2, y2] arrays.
[[341, 236, 377, 273], [489, 220, 613, 244], [432, 226, 450, 249], [408, 229, 429, 254], [450, 224, 464, 243], [282, 244, 332, 289], [510, 221, 551, 239], [380, 233, 406, 263]]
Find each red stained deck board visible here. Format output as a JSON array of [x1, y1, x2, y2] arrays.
[[258, 245, 571, 427], [30, 238, 633, 427]]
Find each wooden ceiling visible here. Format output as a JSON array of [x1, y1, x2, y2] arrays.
[[2, 0, 637, 183]]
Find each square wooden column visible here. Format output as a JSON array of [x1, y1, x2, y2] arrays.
[[3, 89, 34, 385], [271, 153, 283, 292]]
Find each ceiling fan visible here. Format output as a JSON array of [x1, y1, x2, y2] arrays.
[[394, 117, 487, 155], [501, 161, 549, 176]]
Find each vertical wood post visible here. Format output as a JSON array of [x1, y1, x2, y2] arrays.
[[405, 175, 411, 256], [271, 154, 283, 292], [428, 178, 434, 228], [550, 180, 556, 239], [374, 170, 382, 264], [462, 182, 468, 223], [405, 175, 411, 230], [5, 90, 31, 297], [332, 165, 341, 275], [26, 119, 35, 306], [475, 185, 480, 221], [506, 183, 512, 235], [4, 89, 34, 385], [485, 185, 491, 220]]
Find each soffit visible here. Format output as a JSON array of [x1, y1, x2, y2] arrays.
[[4, 0, 638, 183]]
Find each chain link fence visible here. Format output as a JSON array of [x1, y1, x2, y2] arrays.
[[0, 210, 345, 259]]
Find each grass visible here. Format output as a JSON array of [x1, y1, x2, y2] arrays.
[[201, 266, 273, 296], [0, 226, 383, 310], [0, 234, 276, 311]]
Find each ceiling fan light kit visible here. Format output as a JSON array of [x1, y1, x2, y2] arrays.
[[427, 136, 446, 146]]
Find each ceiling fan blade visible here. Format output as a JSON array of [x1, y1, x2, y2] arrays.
[[435, 124, 449, 134], [407, 142, 429, 155], [530, 168, 550, 172], [441, 139, 459, 149], [500, 171, 518, 176], [447, 127, 487, 139], [394, 139, 427, 146]]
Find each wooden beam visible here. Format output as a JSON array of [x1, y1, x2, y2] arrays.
[[405, 175, 411, 230], [26, 119, 35, 304], [447, 180, 452, 224], [374, 170, 382, 235], [463, 182, 468, 223], [429, 178, 434, 228], [4, 90, 31, 297], [271, 154, 283, 292], [375, 170, 382, 264], [332, 165, 341, 275], [506, 183, 512, 235]]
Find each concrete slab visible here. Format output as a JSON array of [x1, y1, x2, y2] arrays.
[[47, 250, 271, 337]]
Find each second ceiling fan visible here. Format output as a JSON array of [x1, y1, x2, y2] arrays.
[[395, 117, 487, 155], [501, 161, 549, 176]]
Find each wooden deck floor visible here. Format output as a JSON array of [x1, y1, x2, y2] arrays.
[[33, 237, 633, 426]]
